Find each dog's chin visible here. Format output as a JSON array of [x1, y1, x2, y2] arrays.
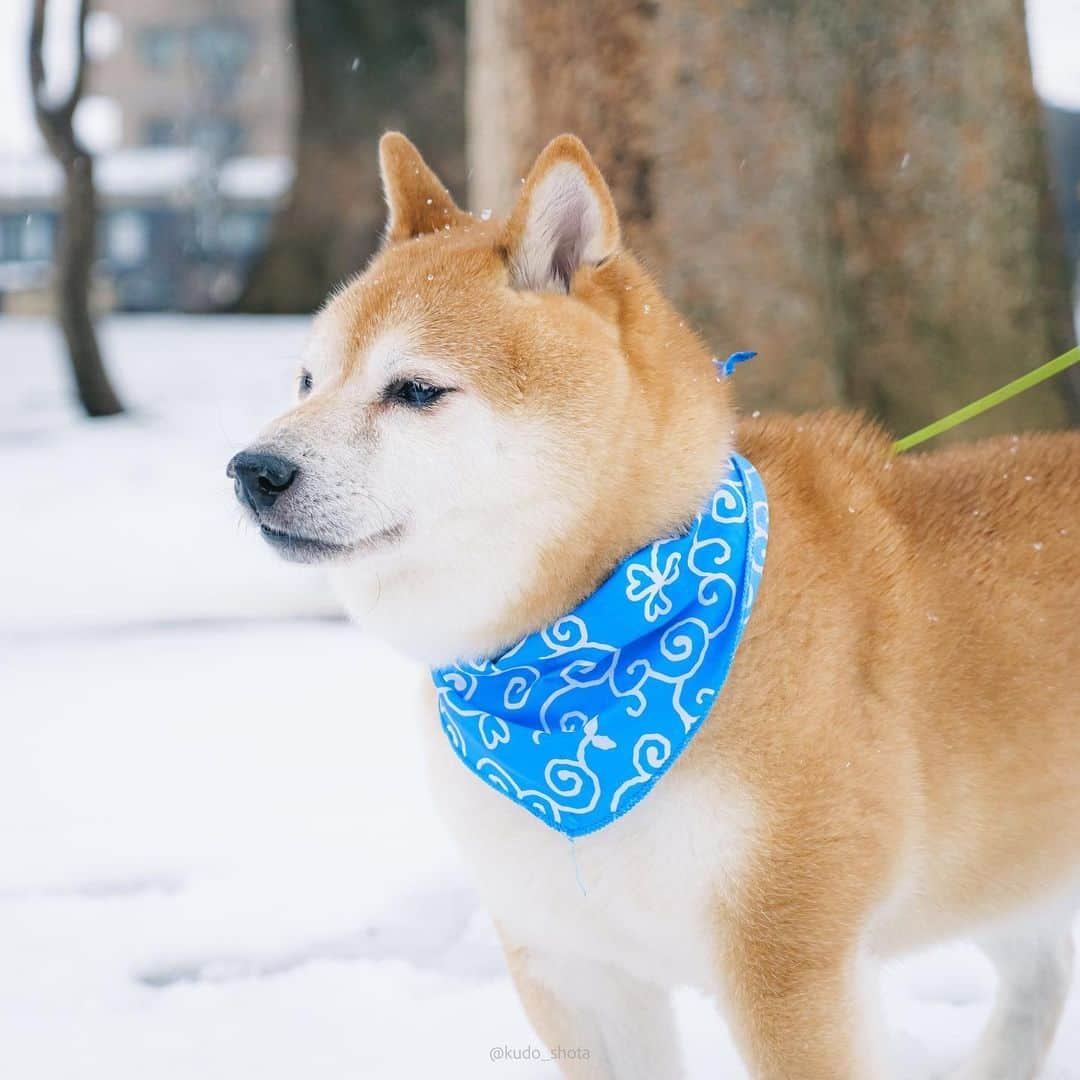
[[258, 522, 404, 565]]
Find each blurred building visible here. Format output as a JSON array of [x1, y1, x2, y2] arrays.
[[89, 0, 295, 158], [0, 0, 296, 313], [0, 149, 294, 312]]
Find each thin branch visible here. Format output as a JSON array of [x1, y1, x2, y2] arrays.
[[64, 0, 92, 119], [28, 0, 47, 113], [28, 0, 91, 146]]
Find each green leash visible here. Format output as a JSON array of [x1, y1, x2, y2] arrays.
[[892, 345, 1080, 454]]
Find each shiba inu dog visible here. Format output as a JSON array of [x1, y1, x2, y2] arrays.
[[228, 132, 1080, 1079]]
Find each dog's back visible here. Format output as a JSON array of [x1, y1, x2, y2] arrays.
[[891, 429, 1080, 930], [738, 414, 1080, 945]]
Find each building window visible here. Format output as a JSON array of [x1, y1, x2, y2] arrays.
[[139, 26, 184, 71], [189, 115, 245, 158], [0, 217, 21, 260], [217, 211, 268, 256], [22, 215, 53, 260], [0, 215, 53, 262], [107, 211, 150, 268], [191, 18, 252, 94], [143, 117, 177, 148]]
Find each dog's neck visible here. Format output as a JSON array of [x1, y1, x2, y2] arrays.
[[330, 526, 568, 664], [330, 431, 736, 666]]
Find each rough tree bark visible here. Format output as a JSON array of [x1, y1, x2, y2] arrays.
[[238, 0, 465, 314], [29, 0, 123, 418], [470, 0, 1076, 438]]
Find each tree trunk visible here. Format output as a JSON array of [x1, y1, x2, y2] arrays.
[[238, 0, 466, 314], [469, 0, 1076, 439], [30, 0, 123, 419], [57, 152, 123, 418]]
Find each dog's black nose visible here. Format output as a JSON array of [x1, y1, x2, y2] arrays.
[[227, 451, 298, 512]]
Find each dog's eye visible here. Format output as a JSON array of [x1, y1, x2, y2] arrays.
[[386, 379, 449, 408], [298, 369, 313, 397]]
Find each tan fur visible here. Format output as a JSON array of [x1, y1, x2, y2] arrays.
[[236, 133, 1080, 1078], [708, 417, 1080, 1075]]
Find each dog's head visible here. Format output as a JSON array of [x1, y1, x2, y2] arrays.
[[229, 133, 735, 663]]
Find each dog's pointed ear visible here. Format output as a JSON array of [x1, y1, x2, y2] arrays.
[[501, 134, 621, 292], [379, 131, 467, 243]]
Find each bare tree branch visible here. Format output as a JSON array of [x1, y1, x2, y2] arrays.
[[28, 0, 46, 104], [64, 0, 93, 119], [30, 0, 92, 147]]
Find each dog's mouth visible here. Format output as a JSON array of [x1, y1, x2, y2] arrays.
[[258, 522, 405, 564]]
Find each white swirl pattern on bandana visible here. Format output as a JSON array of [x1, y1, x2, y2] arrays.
[[432, 454, 768, 838]]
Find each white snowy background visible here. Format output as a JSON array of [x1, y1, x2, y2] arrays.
[[3, 4, 1080, 1078]]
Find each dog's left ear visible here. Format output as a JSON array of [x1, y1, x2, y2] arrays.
[[501, 134, 621, 292], [379, 131, 468, 243]]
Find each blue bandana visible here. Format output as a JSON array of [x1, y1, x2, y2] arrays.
[[431, 453, 768, 838]]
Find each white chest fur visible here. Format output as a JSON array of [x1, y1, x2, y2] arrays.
[[420, 708, 757, 993]]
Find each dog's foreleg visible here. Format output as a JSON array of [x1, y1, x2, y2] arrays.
[[719, 943, 886, 1080], [718, 867, 889, 1080], [500, 934, 683, 1080]]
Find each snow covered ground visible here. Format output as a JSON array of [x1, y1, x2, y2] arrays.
[[2, 315, 1078, 1078]]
